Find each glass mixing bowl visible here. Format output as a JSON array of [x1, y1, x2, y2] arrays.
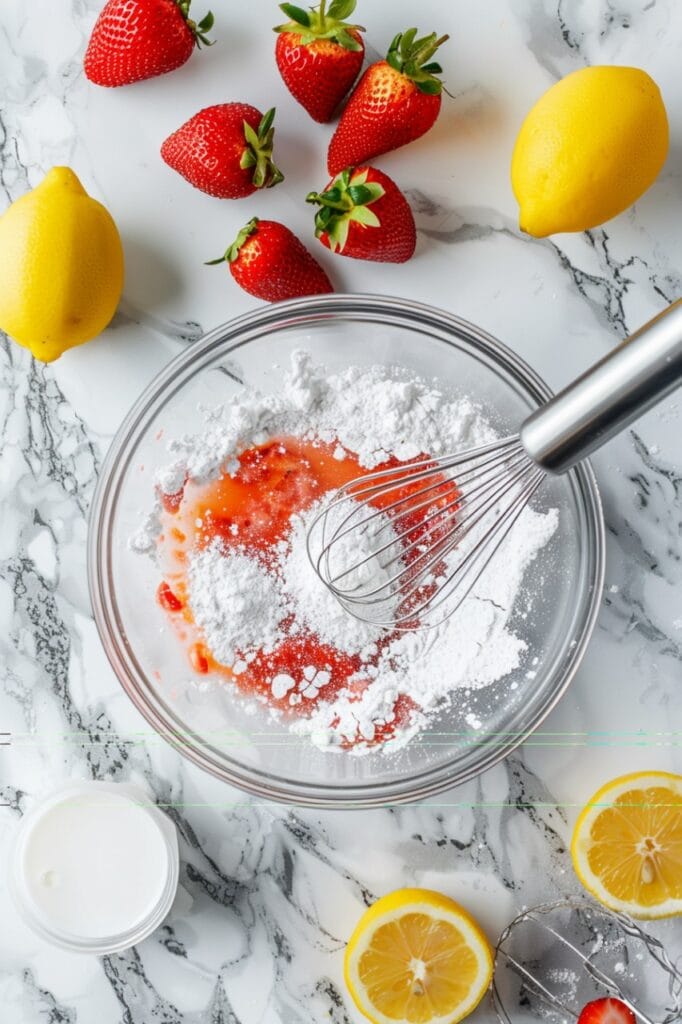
[[88, 294, 605, 807]]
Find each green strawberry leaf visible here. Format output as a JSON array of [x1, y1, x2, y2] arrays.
[[241, 111, 284, 189], [316, 207, 334, 230], [387, 48, 403, 72], [328, 216, 350, 252], [327, 0, 356, 19], [258, 107, 275, 136], [182, 3, 215, 48], [243, 121, 261, 149], [387, 31, 402, 53], [335, 27, 362, 50], [347, 183, 378, 205], [279, 3, 311, 27], [274, 0, 363, 46], [205, 219, 259, 266], [415, 77, 442, 94], [349, 205, 380, 227], [400, 27, 418, 57], [307, 169, 385, 251], [384, 27, 448, 92]]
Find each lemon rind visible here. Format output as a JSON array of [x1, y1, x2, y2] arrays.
[[344, 890, 493, 1024], [571, 771, 682, 921]]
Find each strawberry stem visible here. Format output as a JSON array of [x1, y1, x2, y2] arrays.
[[205, 218, 259, 266], [240, 109, 285, 190], [385, 28, 449, 93], [274, 0, 364, 51], [307, 167, 384, 252], [175, 0, 215, 48]]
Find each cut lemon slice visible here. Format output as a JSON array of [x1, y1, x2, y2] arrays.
[[571, 770, 682, 919], [344, 888, 493, 1024]]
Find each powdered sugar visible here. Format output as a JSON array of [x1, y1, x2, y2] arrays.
[[187, 543, 287, 669], [131, 351, 498, 555], [134, 353, 559, 753], [289, 501, 557, 750], [276, 501, 394, 656]]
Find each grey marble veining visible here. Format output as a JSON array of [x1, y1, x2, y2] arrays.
[[0, 1, 681, 1022]]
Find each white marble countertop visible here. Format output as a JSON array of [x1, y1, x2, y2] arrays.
[[1, 1, 681, 1021]]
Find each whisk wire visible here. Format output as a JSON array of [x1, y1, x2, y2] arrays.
[[312, 439, 524, 582], [388, 455, 538, 596], [378, 462, 539, 619], [326, 453, 536, 610], [390, 466, 544, 626], [536, 918, 654, 1024], [307, 435, 546, 630], [494, 902, 668, 1024], [318, 442, 530, 597], [496, 949, 580, 1020], [326, 436, 520, 504]]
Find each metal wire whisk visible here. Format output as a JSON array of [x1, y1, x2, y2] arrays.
[[493, 898, 682, 1024], [307, 300, 682, 630]]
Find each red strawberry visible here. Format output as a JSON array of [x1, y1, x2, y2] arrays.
[[327, 27, 448, 174], [207, 218, 333, 302], [274, 0, 365, 123], [84, 0, 214, 87], [161, 105, 284, 199], [307, 166, 415, 262], [578, 999, 637, 1024]]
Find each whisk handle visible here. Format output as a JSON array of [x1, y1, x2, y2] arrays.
[[520, 299, 682, 473]]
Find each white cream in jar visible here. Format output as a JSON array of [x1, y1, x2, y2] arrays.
[[10, 781, 179, 954]]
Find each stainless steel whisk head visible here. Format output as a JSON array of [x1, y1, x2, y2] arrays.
[[493, 898, 682, 1024], [307, 437, 544, 630], [308, 300, 682, 630]]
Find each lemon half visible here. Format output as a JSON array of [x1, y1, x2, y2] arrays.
[[571, 770, 682, 919], [344, 888, 493, 1024]]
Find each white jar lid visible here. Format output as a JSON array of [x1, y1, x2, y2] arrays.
[[9, 780, 179, 954]]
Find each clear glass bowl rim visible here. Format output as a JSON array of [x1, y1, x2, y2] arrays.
[[87, 293, 605, 808]]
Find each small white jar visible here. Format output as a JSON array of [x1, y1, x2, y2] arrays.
[[9, 780, 179, 954]]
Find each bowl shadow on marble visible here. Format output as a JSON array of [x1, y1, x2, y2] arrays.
[[415, 85, 507, 161], [276, 129, 320, 187], [108, 234, 203, 347], [119, 233, 188, 313], [629, 142, 682, 228]]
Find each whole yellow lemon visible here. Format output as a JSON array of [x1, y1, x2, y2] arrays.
[[511, 66, 669, 237], [0, 167, 124, 362]]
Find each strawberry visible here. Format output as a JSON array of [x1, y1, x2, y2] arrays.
[[84, 0, 214, 87], [207, 218, 333, 302], [161, 105, 284, 199], [578, 999, 637, 1024], [307, 166, 415, 262], [327, 27, 448, 174], [274, 0, 365, 123]]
